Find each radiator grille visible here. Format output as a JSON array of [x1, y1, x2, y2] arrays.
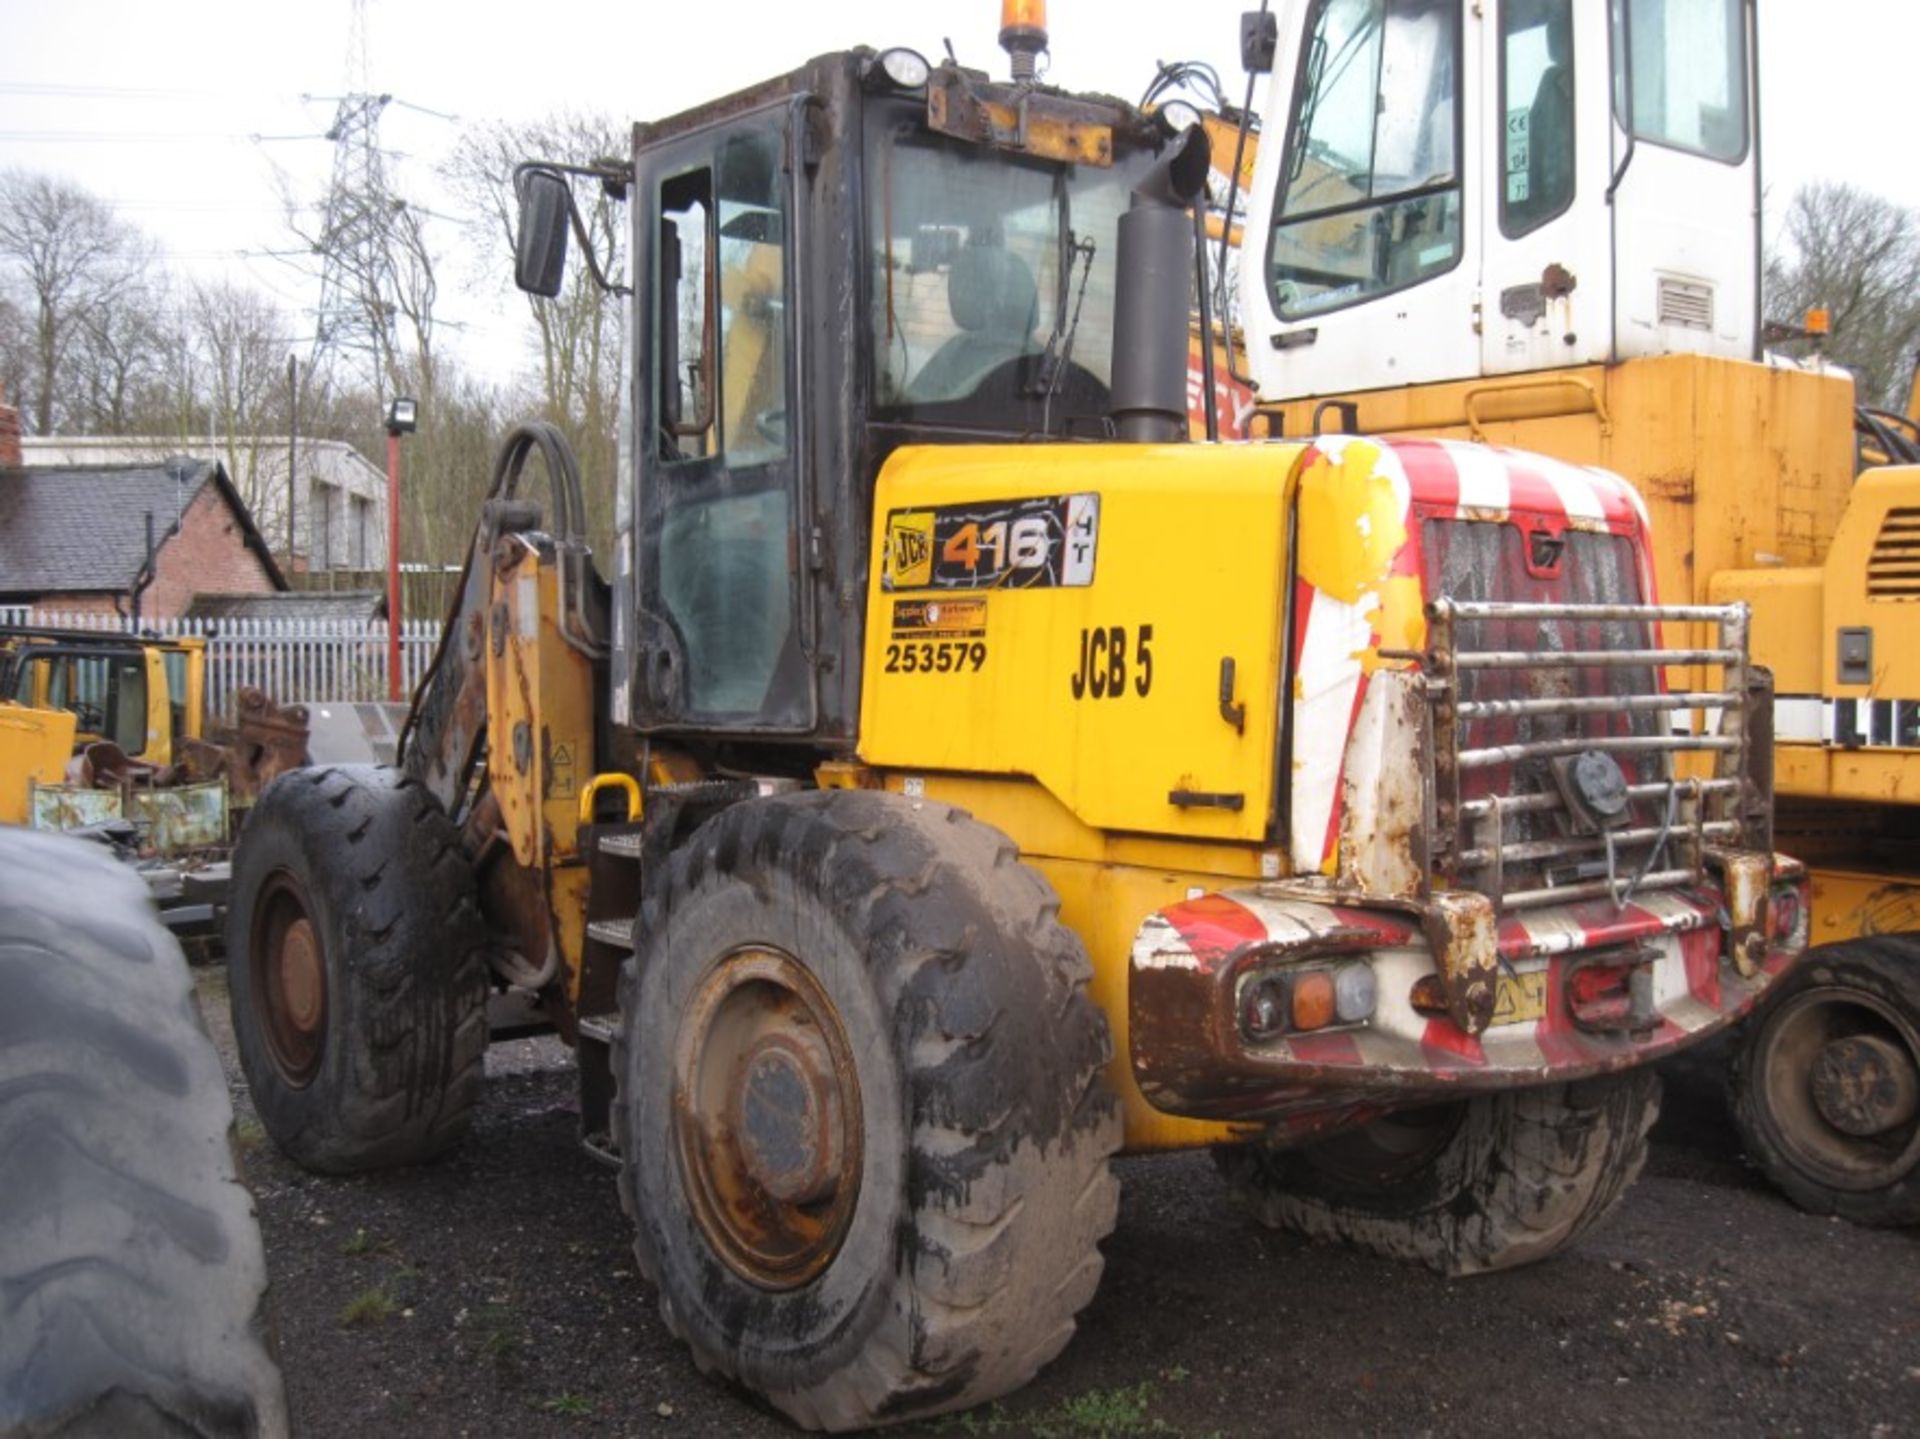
[[1867, 507, 1920, 600]]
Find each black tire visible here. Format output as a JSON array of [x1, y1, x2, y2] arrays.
[[224, 765, 487, 1174], [1217, 1071, 1660, 1275], [0, 827, 288, 1437], [1728, 939, 1920, 1226], [613, 791, 1121, 1431]]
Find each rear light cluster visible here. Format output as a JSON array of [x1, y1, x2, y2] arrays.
[[1240, 962, 1376, 1041]]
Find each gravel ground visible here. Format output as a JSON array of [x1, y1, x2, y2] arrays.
[[194, 967, 1920, 1438]]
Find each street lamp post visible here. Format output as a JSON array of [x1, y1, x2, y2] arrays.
[[383, 397, 417, 703]]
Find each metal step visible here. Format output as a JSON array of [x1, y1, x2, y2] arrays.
[[586, 916, 634, 950], [576, 1012, 619, 1047], [597, 830, 645, 860], [579, 1128, 621, 1170]]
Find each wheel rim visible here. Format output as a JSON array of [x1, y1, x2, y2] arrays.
[[1304, 1104, 1466, 1188], [250, 872, 327, 1087], [1754, 984, 1920, 1193], [672, 946, 864, 1291]]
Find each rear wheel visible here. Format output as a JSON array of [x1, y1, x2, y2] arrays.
[[1217, 1072, 1660, 1275], [0, 828, 287, 1436], [1729, 939, 1920, 1225], [614, 791, 1121, 1431], [225, 765, 488, 1174]]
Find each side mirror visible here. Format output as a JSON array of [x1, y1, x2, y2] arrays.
[[1240, 10, 1278, 74], [515, 168, 571, 298]]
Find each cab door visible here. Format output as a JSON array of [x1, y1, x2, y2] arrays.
[[1604, 0, 1758, 363], [627, 109, 812, 733], [1477, 0, 1615, 375]]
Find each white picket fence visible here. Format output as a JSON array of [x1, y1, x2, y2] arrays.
[[6, 610, 443, 716]]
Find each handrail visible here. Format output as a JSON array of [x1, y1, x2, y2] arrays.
[[1462, 374, 1612, 440]]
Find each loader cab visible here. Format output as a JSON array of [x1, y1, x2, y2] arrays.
[[587, 51, 1174, 748], [1242, 0, 1759, 400]]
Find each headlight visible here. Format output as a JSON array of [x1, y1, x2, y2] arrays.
[[875, 47, 931, 89]]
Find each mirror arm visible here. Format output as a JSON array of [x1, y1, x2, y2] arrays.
[[513, 161, 635, 297]]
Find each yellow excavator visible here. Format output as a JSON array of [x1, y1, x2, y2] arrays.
[[1235, 0, 1920, 1224]]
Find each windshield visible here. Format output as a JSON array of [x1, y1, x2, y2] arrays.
[[1268, 0, 1461, 320], [865, 113, 1153, 434]]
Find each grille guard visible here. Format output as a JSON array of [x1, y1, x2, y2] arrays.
[[1411, 598, 1774, 913]]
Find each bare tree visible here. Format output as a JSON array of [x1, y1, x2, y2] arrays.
[[445, 114, 627, 549], [1767, 182, 1920, 412], [68, 268, 174, 435], [188, 280, 294, 516], [0, 170, 157, 433]]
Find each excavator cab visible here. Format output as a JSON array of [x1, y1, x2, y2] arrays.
[[510, 53, 1186, 742], [1246, 0, 1759, 399]]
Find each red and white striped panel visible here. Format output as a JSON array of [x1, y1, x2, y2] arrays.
[[1286, 436, 1654, 875]]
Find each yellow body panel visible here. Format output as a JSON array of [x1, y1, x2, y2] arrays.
[[876, 771, 1255, 1152], [1807, 866, 1920, 949], [860, 442, 1306, 845], [1255, 354, 1856, 613], [1721, 567, 1823, 695], [0, 703, 77, 825]]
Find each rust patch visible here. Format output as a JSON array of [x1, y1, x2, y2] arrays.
[[1707, 846, 1773, 977]]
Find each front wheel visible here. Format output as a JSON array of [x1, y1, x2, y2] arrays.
[[225, 766, 488, 1174], [1729, 939, 1920, 1225], [1217, 1072, 1661, 1275], [614, 791, 1121, 1431]]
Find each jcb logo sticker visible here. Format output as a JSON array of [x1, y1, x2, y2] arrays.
[[880, 493, 1099, 591], [886, 512, 934, 589]]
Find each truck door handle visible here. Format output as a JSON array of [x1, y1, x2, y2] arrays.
[[1219, 657, 1246, 735]]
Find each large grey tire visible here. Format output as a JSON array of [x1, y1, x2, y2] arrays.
[[225, 765, 487, 1174], [1729, 939, 1920, 1225], [0, 828, 287, 1437], [613, 791, 1121, 1431], [1217, 1072, 1660, 1275]]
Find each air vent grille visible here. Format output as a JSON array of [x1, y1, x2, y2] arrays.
[[1657, 277, 1714, 330], [1868, 506, 1920, 600]]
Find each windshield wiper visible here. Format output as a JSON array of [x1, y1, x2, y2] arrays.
[[1030, 232, 1097, 435]]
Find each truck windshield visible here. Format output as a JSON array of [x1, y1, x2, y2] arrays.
[[1267, 0, 1461, 320], [865, 116, 1149, 434]]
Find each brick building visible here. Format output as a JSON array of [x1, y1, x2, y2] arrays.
[[0, 397, 285, 622], [20, 433, 388, 577]]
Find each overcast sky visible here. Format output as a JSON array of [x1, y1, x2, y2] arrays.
[[1, 0, 1912, 388]]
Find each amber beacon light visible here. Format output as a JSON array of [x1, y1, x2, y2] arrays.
[[999, 0, 1048, 80]]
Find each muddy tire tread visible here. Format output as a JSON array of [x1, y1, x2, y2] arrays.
[[613, 790, 1120, 1431], [0, 829, 287, 1437], [1220, 1071, 1660, 1275], [225, 765, 487, 1174]]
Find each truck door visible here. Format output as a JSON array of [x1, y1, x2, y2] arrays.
[[1603, 0, 1757, 364], [1476, 0, 1614, 376], [628, 110, 812, 733]]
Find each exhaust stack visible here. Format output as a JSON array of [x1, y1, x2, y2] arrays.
[[1110, 125, 1211, 443]]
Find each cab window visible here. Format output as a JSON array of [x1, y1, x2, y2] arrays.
[[1269, 0, 1462, 319], [1500, 0, 1576, 237], [1611, 0, 1748, 163]]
